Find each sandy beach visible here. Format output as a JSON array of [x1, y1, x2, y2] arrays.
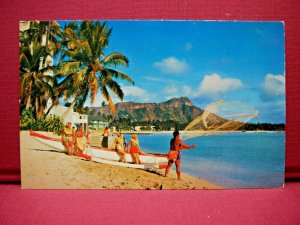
[[20, 131, 221, 190]]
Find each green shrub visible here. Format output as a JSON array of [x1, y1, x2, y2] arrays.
[[20, 110, 64, 135], [44, 115, 64, 135], [20, 109, 35, 130]]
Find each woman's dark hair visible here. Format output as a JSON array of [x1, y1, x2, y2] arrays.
[[173, 130, 179, 137]]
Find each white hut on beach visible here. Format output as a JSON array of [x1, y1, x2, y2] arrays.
[[46, 104, 88, 129]]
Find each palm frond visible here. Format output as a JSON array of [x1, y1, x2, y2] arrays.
[[19, 46, 31, 60], [100, 85, 116, 114], [73, 68, 87, 87], [39, 73, 55, 83], [19, 53, 30, 72], [39, 66, 55, 75], [76, 87, 89, 108], [106, 68, 134, 84], [64, 27, 78, 40], [60, 48, 80, 58], [102, 52, 129, 68], [81, 21, 94, 50], [58, 61, 81, 75], [67, 40, 79, 50], [31, 46, 47, 71], [105, 77, 124, 101], [80, 40, 92, 57]]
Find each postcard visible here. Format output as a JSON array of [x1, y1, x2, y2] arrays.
[[20, 20, 285, 189]]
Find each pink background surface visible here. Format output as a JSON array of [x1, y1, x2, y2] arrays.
[[0, 0, 300, 224], [0, 183, 299, 225]]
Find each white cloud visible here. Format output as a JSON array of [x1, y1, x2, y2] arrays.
[[261, 73, 285, 101], [153, 57, 189, 74], [163, 84, 177, 95], [122, 85, 157, 103], [196, 73, 243, 97], [159, 74, 243, 101], [162, 83, 193, 99]]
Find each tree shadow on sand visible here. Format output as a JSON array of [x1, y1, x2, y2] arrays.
[[137, 168, 164, 176], [28, 148, 66, 155]]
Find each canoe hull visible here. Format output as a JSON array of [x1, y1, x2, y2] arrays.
[[30, 130, 168, 167], [84, 146, 167, 164]]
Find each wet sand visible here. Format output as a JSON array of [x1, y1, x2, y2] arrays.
[[20, 131, 222, 190]]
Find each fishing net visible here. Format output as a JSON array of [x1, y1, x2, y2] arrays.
[[181, 100, 259, 140]]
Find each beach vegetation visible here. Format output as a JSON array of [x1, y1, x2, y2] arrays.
[[20, 113, 64, 135], [240, 122, 285, 131], [20, 109, 35, 128], [140, 125, 152, 131]]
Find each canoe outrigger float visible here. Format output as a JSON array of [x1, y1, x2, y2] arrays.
[[29, 130, 168, 170]]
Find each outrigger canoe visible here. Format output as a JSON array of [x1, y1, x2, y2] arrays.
[[29, 130, 168, 170]]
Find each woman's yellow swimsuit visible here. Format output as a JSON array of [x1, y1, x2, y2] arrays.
[[76, 132, 85, 150], [63, 127, 73, 142]]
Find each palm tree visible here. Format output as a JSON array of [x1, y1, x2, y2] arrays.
[[19, 43, 57, 119], [20, 21, 65, 120], [56, 21, 134, 118], [20, 21, 65, 118]]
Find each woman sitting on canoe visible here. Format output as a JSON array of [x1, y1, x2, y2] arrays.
[[114, 132, 127, 163], [61, 122, 74, 156], [75, 125, 87, 156], [129, 134, 142, 164], [165, 130, 196, 180]]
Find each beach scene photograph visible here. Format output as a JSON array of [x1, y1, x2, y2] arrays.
[[19, 20, 285, 189]]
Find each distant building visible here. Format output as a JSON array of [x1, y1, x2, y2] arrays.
[[88, 115, 109, 130], [89, 121, 109, 130], [134, 126, 142, 132]]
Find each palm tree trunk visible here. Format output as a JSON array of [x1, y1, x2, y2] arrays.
[[25, 95, 31, 110], [45, 103, 54, 116], [35, 97, 39, 119], [43, 21, 51, 68]]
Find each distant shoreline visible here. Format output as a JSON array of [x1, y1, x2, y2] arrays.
[[116, 130, 285, 135]]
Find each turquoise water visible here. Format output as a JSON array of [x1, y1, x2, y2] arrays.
[[124, 132, 285, 189]]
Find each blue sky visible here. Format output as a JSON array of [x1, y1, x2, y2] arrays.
[[60, 21, 285, 123]]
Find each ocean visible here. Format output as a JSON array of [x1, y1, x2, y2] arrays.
[[124, 132, 285, 189]]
